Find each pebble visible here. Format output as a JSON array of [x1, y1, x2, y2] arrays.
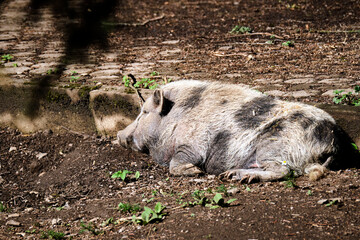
[[6, 220, 21, 226], [228, 187, 240, 195], [51, 218, 62, 225], [24, 207, 34, 212], [9, 146, 17, 152], [36, 152, 48, 160], [317, 199, 329, 205]]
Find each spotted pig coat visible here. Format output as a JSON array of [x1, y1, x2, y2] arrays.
[[117, 80, 359, 182]]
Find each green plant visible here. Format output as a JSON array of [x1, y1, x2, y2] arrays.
[[118, 202, 141, 214], [325, 200, 337, 207], [150, 71, 159, 76], [245, 185, 252, 192], [230, 25, 252, 34], [333, 86, 360, 106], [101, 217, 114, 227], [25, 229, 37, 234], [352, 143, 360, 152], [71, 71, 78, 75], [1, 54, 14, 62], [40, 230, 65, 239], [134, 78, 158, 89], [122, 75, 131, 87], [208, 193, 237, 209], [307, 190, 312, 196], [12, 63, 18, 67], [216, 184, 228, 196], [70, 76, 80, 83], [132, 202, 166, 225], [0, 202, 5, 212], [183, 190, 236, 208], [283, 171, 298, 188], [111, 170, 140, 181], [79, 221, 103, 235], [46, 68, 58, 75], [282, 41, 295, 47]]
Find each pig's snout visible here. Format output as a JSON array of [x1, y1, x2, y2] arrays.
[[117, 130, 133, 148]]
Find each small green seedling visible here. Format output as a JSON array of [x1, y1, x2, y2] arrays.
[[352, 143, 360, 152], [0, 202, 6, 212], [25, 229, 37, 234], [40, 230, 65, 239], [333, 86, 360, 106], [111, 170, 140, 181], [71, 71, 78, 75], [1, 54, 14, 62], [216, 184, 228, 196], [46, 68, 58, 75], [282, 41, 295, 47], [207, 193, 237, 209], [79, 221, 103, 235], [12, 63, 18, 67], [283, 171, 298, 188], [118, 202, 141, 214], [307, 190, 313, 196], [150, 71, 159, 76], [132, 202, 166, 225], [122, 75, 131, 87], [230, 25, 253, 34], [134, 78, 158, 89], [101, 217, 114, 227], [70, 76, 80, 83]]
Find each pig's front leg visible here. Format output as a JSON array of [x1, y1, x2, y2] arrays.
[[169, 145, 203, 176]]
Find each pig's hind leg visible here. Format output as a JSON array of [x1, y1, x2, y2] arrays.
[[220, 163, 289, 183]]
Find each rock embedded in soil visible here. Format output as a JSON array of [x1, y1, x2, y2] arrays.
[[6, 220, 21, 227]]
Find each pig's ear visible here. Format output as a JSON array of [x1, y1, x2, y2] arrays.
[[152, 89, 164, 112], [152, 89, 174, 116]]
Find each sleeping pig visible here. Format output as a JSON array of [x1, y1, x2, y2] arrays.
[[117, 80, 359, 182]]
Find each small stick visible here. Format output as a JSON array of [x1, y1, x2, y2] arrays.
[[103, 14, 165, 27], [128, 74, 145, 107]]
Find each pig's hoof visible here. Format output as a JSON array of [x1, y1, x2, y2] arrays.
[[170, 163, 202, 176], [220, 170, 259, 183], [239, 174, 260, 184]]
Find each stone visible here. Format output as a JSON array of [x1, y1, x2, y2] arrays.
[[6, 220, 21, 226], [161, 40, 180, 44], [9, 146, 17, 152], [36, 152, 47, 160], [284, 78, 314, 84], [265, 90, 286, 97], [317, 199, 329, 205], [90, 69, 120, 77]]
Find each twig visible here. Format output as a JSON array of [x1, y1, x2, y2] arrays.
[[228, 32, 287, 39], [128, 74, 145, 108], [60, 126, 89, 138], [103, 14, 165, 27]]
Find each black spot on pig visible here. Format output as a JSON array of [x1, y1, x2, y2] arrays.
[[160, 98, 174, 117], [180, 86, 207, 110], [234, 96, 275, 129], [203, 131, 231, 175], [312, 120, 337, 143], [261, 118, 285, 137], [289, 112, 313, 130]]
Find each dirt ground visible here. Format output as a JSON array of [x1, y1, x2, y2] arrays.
[[1, 0, 360, 239], [1, 127, 360, 239]]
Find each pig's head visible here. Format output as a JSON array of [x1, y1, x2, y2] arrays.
[[117, 89, 173, 153]]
